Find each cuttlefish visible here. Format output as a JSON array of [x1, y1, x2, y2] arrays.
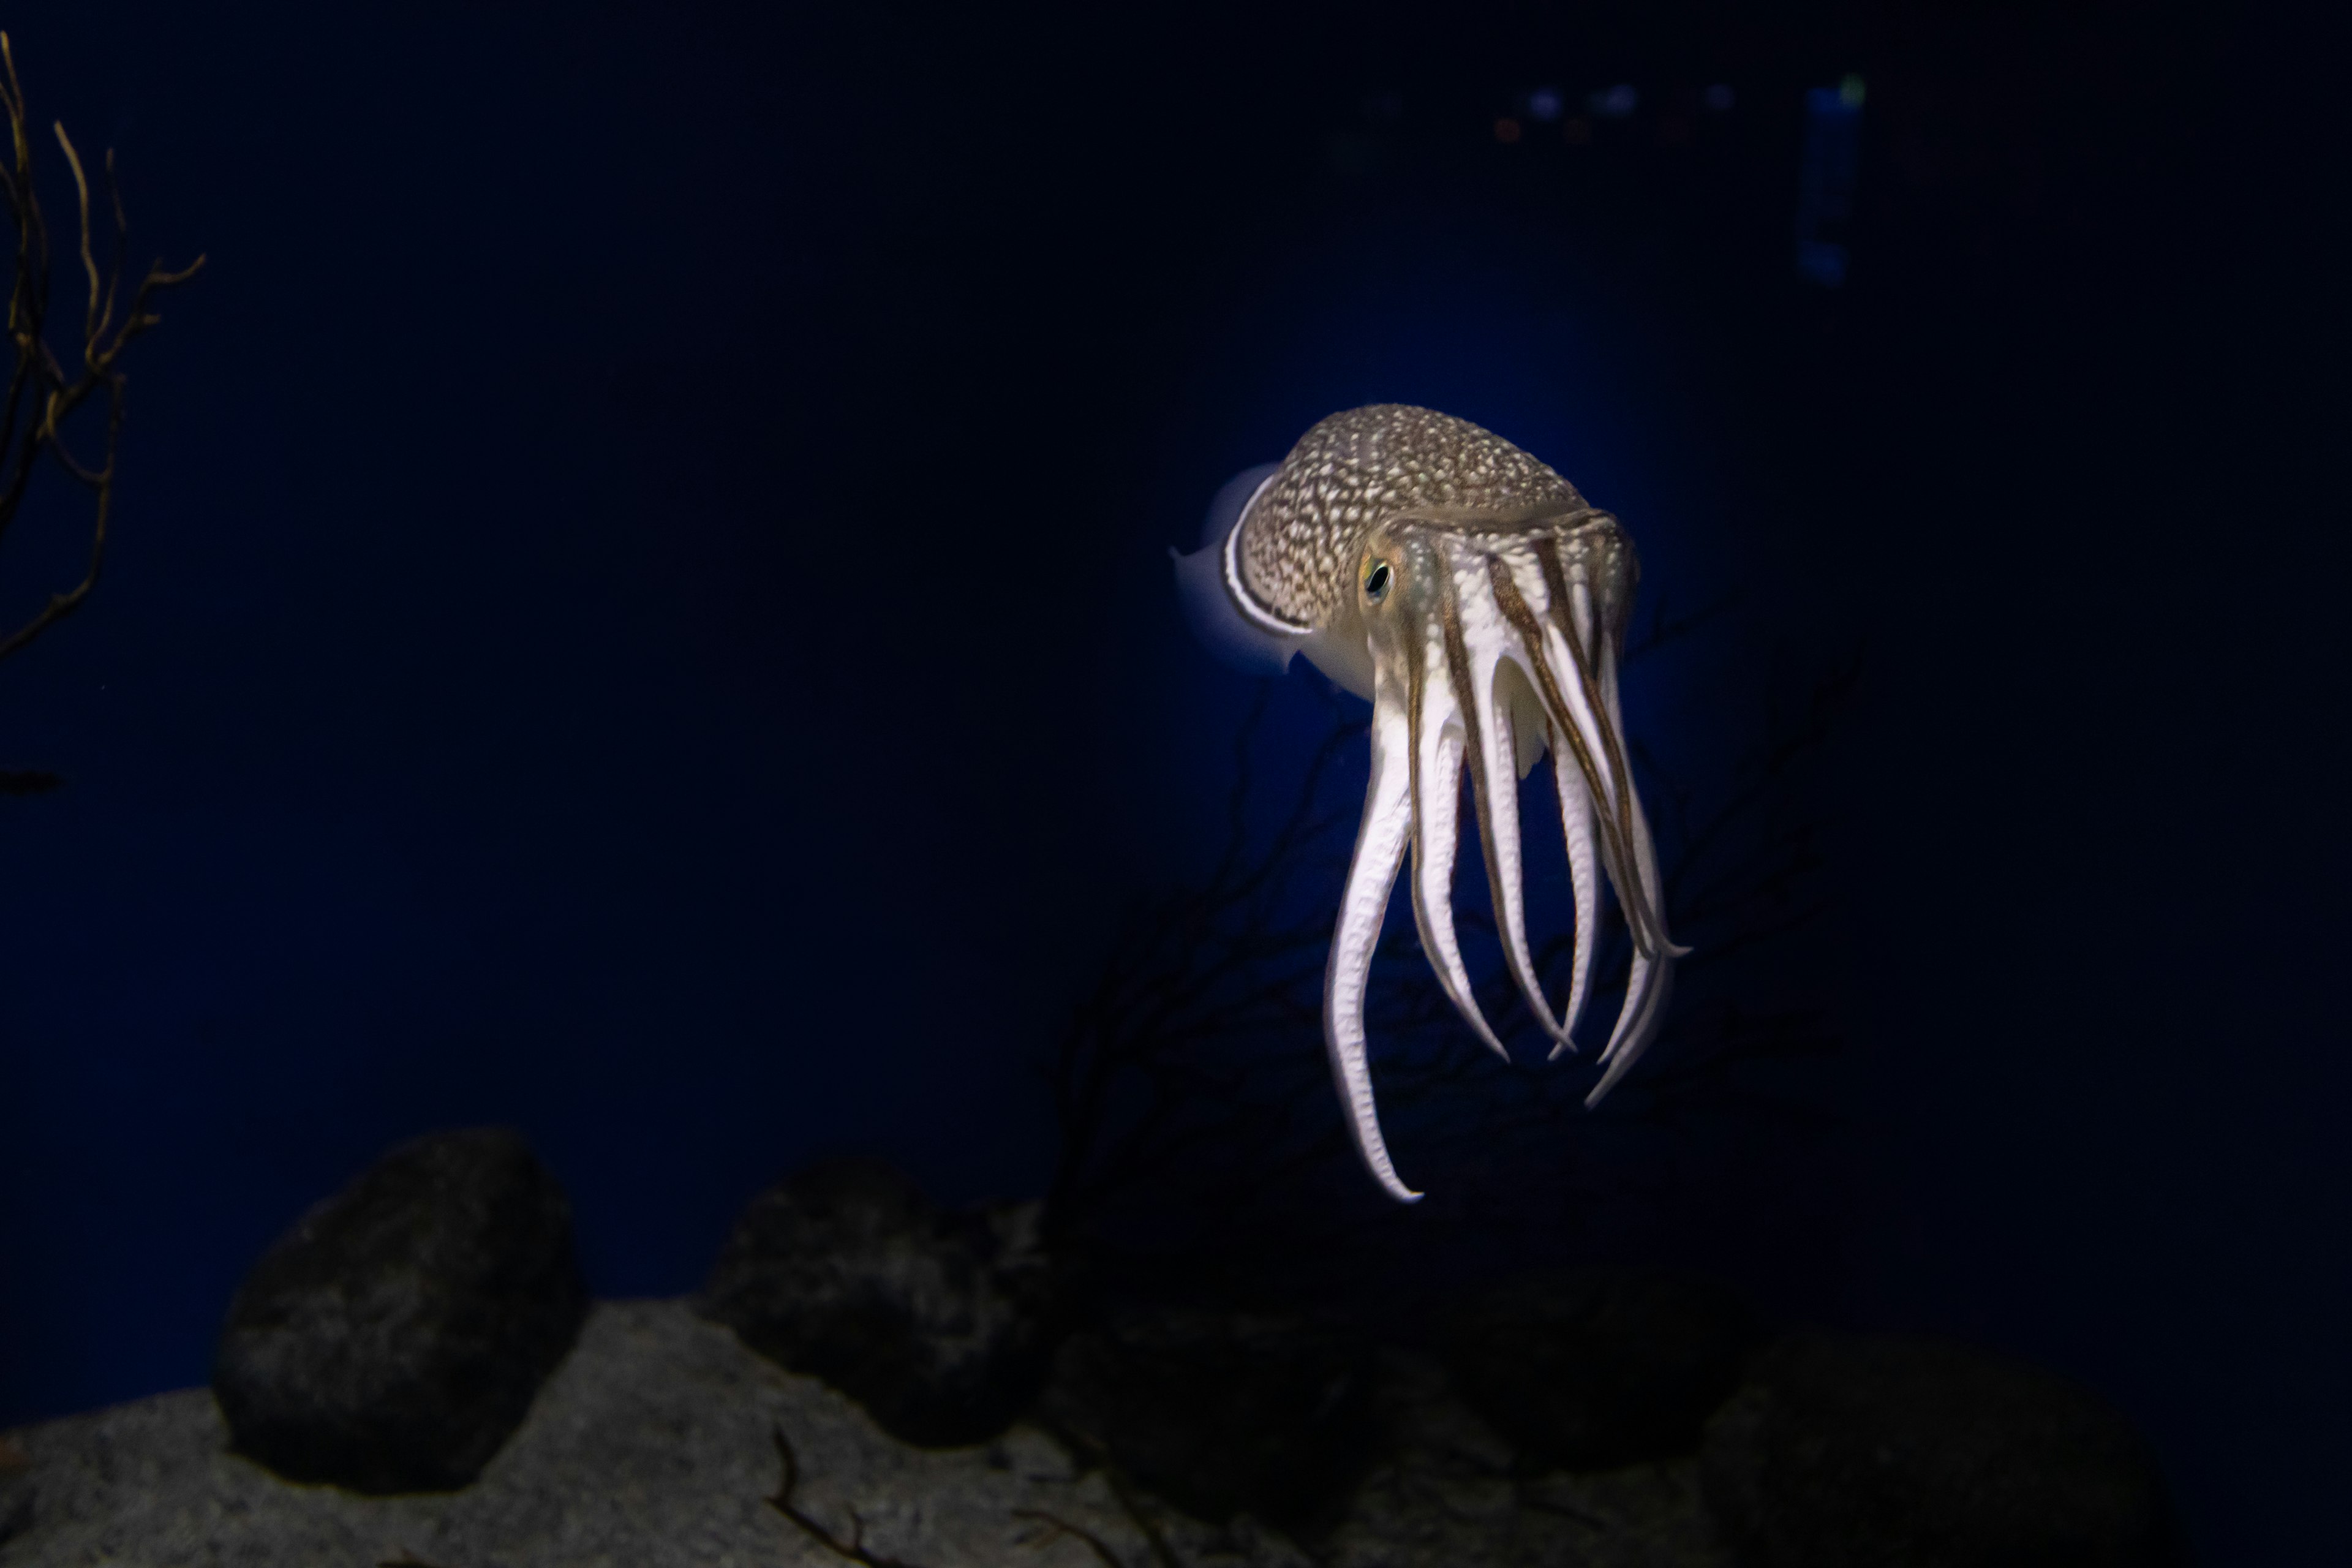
[[1174, 405, 1685, 1202]]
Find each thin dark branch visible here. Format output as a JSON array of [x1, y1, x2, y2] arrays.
[[1521, 1494, 1610, 1529], [0, 28, 202, 673], [1101, 1468, 1186, 1568], [765, 1425, 936, 1568], [51, 122, 100, 352], [1624, 586, 1741, 664], [1011, 1509, 1129, 1568]]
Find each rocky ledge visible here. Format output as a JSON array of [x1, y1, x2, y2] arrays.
[[0, 1131, 2187, 1567], [0, 1297, 1725, 1568]]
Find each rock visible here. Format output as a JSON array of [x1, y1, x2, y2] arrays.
[[2, 1298, 1740, 1567], [210, 1126, 589, 1494], [0, 1436, 31, 1548], [698, 1158, 1066, 1447], [1436, 1268, 1762, 1471], [1038, 1305, 1379, 1534], [0, 1301, 1207, 1568], [1700, 1332, 2185, 1568], [1327, 1344, 1733, 1568]]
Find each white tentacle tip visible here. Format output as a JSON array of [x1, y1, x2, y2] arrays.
[[1353, 1107, 1425, 1202]]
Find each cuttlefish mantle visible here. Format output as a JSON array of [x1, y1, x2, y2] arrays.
[[1173, 404, 1687, 1202]]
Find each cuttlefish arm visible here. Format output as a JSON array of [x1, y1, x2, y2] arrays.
[[1324, 661, 1421, 1201], [1175, 404, 1687, 1200]]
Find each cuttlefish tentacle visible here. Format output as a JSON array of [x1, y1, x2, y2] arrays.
[[1547, 723, 1603, 1054], [1492, 549, 1659, 1055], [1443, 546, 1576, 1053], [1404, 607, 1509, 1061], [1586, 630, 1686, 1100], [1326, 663, 1422, 1203], [1509, 553, 1647, 949], [1173, 404, 1686, 1200], [1553, 546, 1687, 965], [1491, 554, 1611, 1052]]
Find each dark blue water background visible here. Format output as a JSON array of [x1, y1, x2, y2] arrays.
[[0, 3, 2342, 1559]]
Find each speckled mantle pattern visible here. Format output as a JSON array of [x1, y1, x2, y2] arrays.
[[0, 1300, 1728, 1568], [1237, 405, 1588, 631]]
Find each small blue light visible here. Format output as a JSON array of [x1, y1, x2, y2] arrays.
[[1793, 81, 1863, 288], [1804, 85, 1860, 121], [1528, 86, 1564, 123], [1587, 84, 1638, 120], [1703, 84, 1734, 112]]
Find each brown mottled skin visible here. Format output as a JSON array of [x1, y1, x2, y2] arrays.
[[1237, 404, 1592, 630]]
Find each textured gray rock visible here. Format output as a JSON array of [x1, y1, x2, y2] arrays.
[[0, 1440, 29, 1548], [699, 1158, 1067, 1447], [6, 1302, 1166, 1568], [211, 1126, 589, 1494], [1329, 1345, 1733, 1568], [1701, 1332, 2185, 1568], [1437, 1268, 1762, 1471], [0, 1300, 1728, 1568], [1037, 1306, 1382, 1534]]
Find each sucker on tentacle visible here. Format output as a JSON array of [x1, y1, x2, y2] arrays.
[[1174, 404, 1687, 1200]]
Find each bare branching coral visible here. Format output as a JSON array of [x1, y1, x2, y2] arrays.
[[0, 31, 202, 790]]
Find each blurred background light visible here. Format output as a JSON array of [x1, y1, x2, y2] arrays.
[[1587, 83, 1639, 119], [1795, 80, 1864, 286]]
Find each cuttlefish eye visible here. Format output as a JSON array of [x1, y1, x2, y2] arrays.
[[1363, 560, 1392, 602]]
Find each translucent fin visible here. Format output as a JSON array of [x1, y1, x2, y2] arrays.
[[1171, 463, 1305, 676]]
